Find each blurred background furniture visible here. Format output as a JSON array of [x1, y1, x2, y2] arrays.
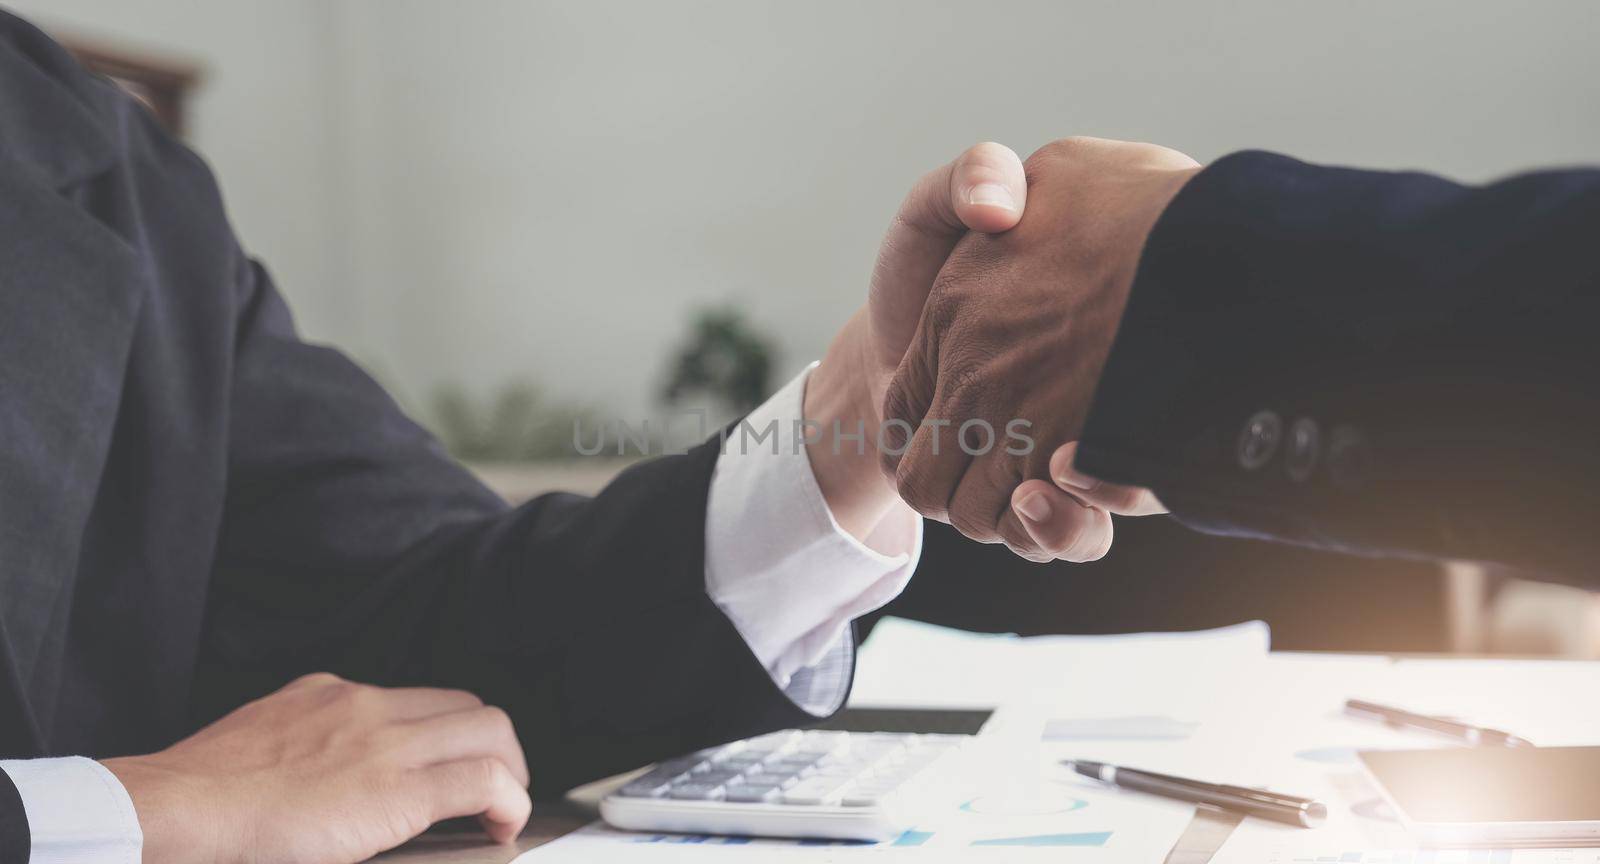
[[62, 35, 199, 135]]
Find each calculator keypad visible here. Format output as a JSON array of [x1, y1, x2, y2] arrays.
[[617, 730, 965, 808]]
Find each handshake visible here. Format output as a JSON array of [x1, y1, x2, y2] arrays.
[[803, 137, 1200, 563]]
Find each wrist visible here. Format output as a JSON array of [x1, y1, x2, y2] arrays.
[[1099, 165, 1205, 338], [804, 308, 903, 542], [103, 755, 223, 864], [1124, 165, 1203, 284]]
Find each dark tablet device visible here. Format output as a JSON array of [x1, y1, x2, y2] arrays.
[[1358, 746, 1600, 847]]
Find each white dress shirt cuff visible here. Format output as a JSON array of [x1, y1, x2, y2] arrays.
[[705, 364, 923, 715], [0, 757, 141, 864]]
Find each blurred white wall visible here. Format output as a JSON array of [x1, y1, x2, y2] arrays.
[[328, 0, 1600, 416], [9, 0, 1600, 419]]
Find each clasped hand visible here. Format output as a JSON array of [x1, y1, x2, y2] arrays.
[[880, 137, 1201, 561]]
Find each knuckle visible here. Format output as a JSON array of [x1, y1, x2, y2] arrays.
[[947, 499, 1000, 542], [944, 361, 985, 405], [443, 759, 499, 800], [1024, 136, 1100, 185], [894, 465, 948, 518], [291, 671, 342, 689], [895, 479, 943, 518], [471, 757, 507, 789], [946, 508, 982, 539], [481, 705, 515, 736], [881, 373, 921, 426], [937, 235, 1007, 288], [1032, 135, 1095, 163], [941, 347, 1006, 417], [341, 681, 380, 706], [1008, 541, 1053, 563]]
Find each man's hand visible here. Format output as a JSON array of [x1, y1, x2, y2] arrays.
[[881, 137, 1199, 560], [801, 141, 1029, 543], [103, 673, 531, 864]]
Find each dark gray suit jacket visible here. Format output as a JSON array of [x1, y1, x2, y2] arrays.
[[0, 12, 818, 856], [1079, 151, 1600, 585]]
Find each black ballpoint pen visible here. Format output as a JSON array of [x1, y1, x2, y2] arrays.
[[1063, 759, 1328, 828], [1343, 698, 1534, 748]]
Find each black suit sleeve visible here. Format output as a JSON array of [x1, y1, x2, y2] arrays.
[[1076, 150, 1600, 585], [194, 255, 820, 798], [0, 768, 25, 863]]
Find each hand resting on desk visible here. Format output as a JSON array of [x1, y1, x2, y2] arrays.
[[104, 673, 532, 864]]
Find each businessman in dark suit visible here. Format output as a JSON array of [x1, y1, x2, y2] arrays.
[[885, 136, 1600, 587], [2, 6, 1590, 860], [0, 11, 1095, 863]]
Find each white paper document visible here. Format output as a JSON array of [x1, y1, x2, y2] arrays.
[[515, 625, 1600, 863], [849, 617, 1271, 712]]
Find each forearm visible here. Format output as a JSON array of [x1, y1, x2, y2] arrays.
[[1078, 151, 1600, 580], [203, 438, 794, 796]]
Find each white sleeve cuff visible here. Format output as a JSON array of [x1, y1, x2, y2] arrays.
[[0, 757, 141, 864], [705, 364, 923, 714]]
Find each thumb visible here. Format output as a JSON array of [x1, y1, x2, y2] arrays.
[[867, 141, 1026, 369]]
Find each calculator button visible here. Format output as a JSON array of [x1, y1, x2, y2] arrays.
[[668, 783, 726, 801], [811, 766, 856, 781], [840, 791, 882, 807], [633, 768, 690, 787], [781, 778, 849, 806], [653, 757, 697, 775], [716, 754, 767, 771], [725, 784, 782, 803], [618, 780, 672, 798], [695, 770, 745, 787], [764, 760, 817, 778], [742, 772, 798, 790]]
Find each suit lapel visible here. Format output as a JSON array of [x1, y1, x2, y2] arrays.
[[0, 22, 147, 746]]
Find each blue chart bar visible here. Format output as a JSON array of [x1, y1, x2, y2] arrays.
[[970, 831, 1113, 848], [892, 830, 934, 847]]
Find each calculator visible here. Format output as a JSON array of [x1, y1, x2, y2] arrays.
[[599, 729, 972, 841]]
